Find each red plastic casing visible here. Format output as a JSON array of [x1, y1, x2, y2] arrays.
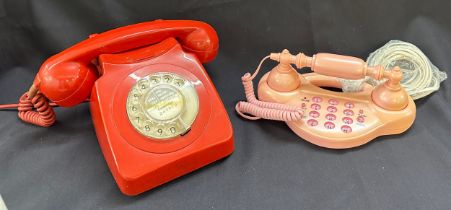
[[90, 37, 234, 196]]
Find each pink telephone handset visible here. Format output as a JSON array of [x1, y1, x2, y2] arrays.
[[236, 49, 416, 149]]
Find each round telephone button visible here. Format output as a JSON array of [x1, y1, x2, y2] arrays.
[[357, 116, 365, 123], [312, 96, 322, 103], [328, 99, 339, 105], [324, 122, 335, 129], [311, 103, 321, 110], [309, 111, 320, 118], [343, 109, 354, 116], [341, 125, 352, 133], [344, 102, 354, 109], [342, 117, 353, 124], [327, 106, 337, 113], [307, 119, 318, 126], [325, 113, 336, 121]]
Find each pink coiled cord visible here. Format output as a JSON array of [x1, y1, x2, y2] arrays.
[[235, 56, 303, 121]]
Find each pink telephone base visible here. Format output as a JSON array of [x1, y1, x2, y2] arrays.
[[257, 72, 416, 149]]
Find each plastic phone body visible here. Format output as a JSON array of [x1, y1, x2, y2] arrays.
[[30, 20, 234, 195], [237, 50, 416, 149], [258, 72, 415, 148]]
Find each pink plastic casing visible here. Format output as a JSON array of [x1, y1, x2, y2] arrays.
[[258, 72, 416, 149]]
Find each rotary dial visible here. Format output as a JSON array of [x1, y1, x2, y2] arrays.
[[126, 72, 199, 139]]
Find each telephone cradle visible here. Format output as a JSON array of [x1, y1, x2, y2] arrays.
[[236, 49, 416, 149], [3, 20, 234, 195]]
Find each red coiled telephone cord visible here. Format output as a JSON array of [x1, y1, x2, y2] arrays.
[[0, 91, 57, 127], [0, 85, 88, 127]]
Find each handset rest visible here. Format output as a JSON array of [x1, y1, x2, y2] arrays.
[[33, 20, 219, 107]]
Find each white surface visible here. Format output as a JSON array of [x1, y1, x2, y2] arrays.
[[0, 195, 7, 210]]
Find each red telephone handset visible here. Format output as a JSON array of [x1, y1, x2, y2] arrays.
[[32, 19, 218, 107], [5, 20, 233, 195]]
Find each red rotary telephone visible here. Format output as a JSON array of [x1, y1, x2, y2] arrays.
[[0, 20, 234, 195]]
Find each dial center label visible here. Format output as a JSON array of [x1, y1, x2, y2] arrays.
[[145, 85, 184, 121]]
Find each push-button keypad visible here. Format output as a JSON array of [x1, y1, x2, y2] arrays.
[[302, 95, 370, 134]]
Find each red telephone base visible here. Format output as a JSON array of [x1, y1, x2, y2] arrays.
[[90, 38, 233, 195]]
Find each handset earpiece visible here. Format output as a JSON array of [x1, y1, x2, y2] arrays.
[[178, 23, 219, 63]]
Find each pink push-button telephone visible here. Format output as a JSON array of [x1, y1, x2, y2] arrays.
[[236, 49, 416, 149]]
